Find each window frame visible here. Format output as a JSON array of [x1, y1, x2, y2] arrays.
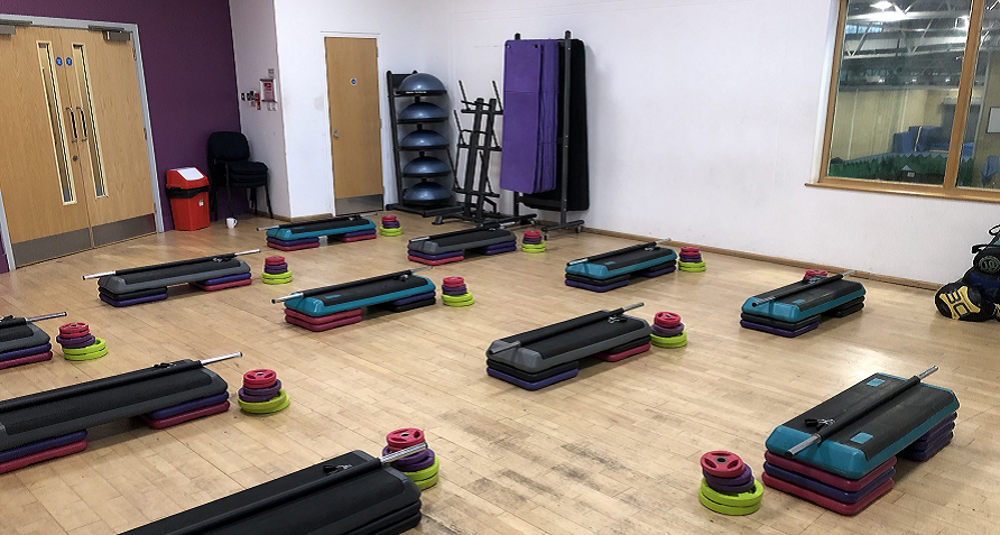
[[812, 0, 1000, 203]]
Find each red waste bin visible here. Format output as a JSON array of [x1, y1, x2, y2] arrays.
[[166, 168, 211, 231]]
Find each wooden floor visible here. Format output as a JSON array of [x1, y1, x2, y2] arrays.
[[0, 212, 996, 535]]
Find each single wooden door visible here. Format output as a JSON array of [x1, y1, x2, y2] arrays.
[[0, 26, 93, 265], [63, 28, 155, 246], [324, 37, 384, 213]]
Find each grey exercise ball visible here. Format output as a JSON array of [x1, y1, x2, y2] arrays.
[[397, 73, 446, 95], [400, 129, 449, 150], [403, 156, 451, 177], [403, 180, 452, 205], [398, 102, 448, 123]]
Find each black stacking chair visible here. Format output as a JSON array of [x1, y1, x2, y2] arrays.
[[207, 131, 273, 220]]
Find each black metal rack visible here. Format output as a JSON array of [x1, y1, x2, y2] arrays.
[[385, 71, 462, 218], [511, 30, 587, 238], [433, 81, 535, 226]]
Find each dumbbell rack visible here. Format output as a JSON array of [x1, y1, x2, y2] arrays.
[[433, 81, 536, 227], [385, 71, 462, 219]]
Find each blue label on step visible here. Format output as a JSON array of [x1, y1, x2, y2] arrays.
[[850, 432, 873, 444], [867, 378, 885, 387], [66, 57, 72, 66], [56, 57, 62, 66]]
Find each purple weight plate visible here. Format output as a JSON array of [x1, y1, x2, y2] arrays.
[[267, 236, 320, 246], [239, 389, 279, 403], [200, 273, 252, 286], [486, 366, 579, 391], [100, 292, 168, 307], [0, 343, 53, 361], [381, 222, 401, 229], [651, 323, 685, 337], [740, 319, 819, 338], [57, 334, 97, 349], [913, 413, 957, 441], [903, 431, 954, 454], [146, 392, 231, 420], [391, 291, 437, 307], [382, 446, 436, 472], [565, 278, 629, 293], [0, 430, 87, 463], [264, 265, 289, 274], [476, 244, 517, 255], [706, 476, 757, 494], [522, 239, 543, 245], [703, 464, 753, 488], [908, 423, 956, 449], [242, 379, 282, 398], [407, 249, 465, 261], [441, 286, 468, 296], [680, 255, 702, 262]]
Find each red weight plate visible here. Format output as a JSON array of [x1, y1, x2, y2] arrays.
[[285, 314, 362, 332], [654, 312, 681, 328], [333, 233, 377, 243], [524, 230, 542, 239], [244, 369, 278, 389], [265, 256, 286, 265], [701, 451, 746, 478], [59, 323, 90, 336], [804, 269, 828, 279], [0, 439, 88, 475], [284, 308, 362, 325], [382, 215, 397, 222], [59, 329, 92, 339], [408, 254, 462, 266], [681, 247, 700, 254], [442, 277, 465, 287], [193, 278, 252, 292], [143, 401, 230, 430], [268, 242, 320, 252], [386, 428, 425, 450]]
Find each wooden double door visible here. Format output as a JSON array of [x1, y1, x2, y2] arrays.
[[0, 25, 156, 266]]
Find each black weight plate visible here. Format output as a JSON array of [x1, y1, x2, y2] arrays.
[[486, 359, 579, 381], [740, 313, 821, 332], [564, 273, 631, 286]]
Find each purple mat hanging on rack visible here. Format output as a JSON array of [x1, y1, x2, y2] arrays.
[[500, 39, 559, 194]]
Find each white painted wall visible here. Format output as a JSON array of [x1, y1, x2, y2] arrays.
[[271, 0, 454, 217], [447, 0, 998, 284], [247, 0, 997, 283], [229, 0, 291, 217]]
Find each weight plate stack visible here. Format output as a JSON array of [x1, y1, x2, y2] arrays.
[[384, 427, 439, 491], [679, 246, 706, 272], [263, 256, 292, 285], [698, 451, 762, 515], [381, 215, 403, 236], [650, 312, 688, 348], [521, 230, 545, 253], [442, 277, 474, 307], [238, 369, 291, 414], [57, 322, 109, 361]]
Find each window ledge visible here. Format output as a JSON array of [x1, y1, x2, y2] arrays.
[[807, 178, 1000, 204]]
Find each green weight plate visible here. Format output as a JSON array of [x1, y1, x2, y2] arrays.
[[678, 260, 707, 268], [262, 271, 292, 279], [700, 479, 763, 507], [238, 389, 290, 414], [522, 248, 546, 254], [62, 338, 108, 357], [441, 293, 474, 304], [414, 471, 438, 490], [403, 455, 439, 481], [698, 488, 761, 516], [444, 298, 474, 307], [680, 266, 707, 272], [381, 229, 403, 236], [263, 277, 292, 285], [521, 243, 546, 250], [65, 346, 108, 361], [650, 331, 687, 348]]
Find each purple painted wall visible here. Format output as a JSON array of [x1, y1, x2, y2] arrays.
[[2, 0, 244, 237]]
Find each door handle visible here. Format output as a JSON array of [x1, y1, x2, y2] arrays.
[[77, 107, 88, 141], [333, 129, 339, 139], [66, 107, 78, 141]]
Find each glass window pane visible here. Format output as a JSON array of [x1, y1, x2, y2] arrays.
[[37, 42, 76, 204], [73, 45, 107, 198], [959, 5, 1000, 190], [826, 1, 973, 185]]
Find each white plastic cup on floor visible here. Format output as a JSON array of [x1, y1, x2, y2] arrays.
[[226, 217, 238, 229]]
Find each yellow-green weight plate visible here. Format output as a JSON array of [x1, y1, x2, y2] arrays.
[[263, 277, 292, 285], [63, 338, 108, 358], [680, 267, 707, 273], [238, 389, 290, 414], [414, 471, 439, 490], [403, 455, 440, 481], [698, 488, 761, 516], [262, 270, 291, 279], [441, 293, 474, 304], [521, 243, 546, 249], [678, 260, 707, 269], [380, 229, 403, 236], [650, 331, 687, 348], [64, 345, 108, 361], [700, 479, 763, 508]]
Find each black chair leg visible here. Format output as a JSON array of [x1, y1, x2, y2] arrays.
[[264, 182, 274, 219]]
